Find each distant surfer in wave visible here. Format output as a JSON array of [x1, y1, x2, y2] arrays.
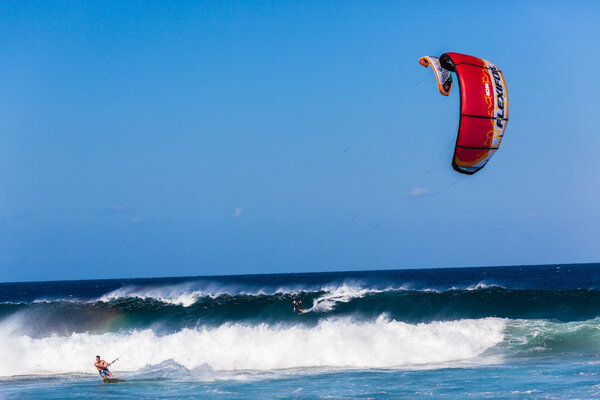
[[94, 355, 114, 379], [293, 299, 304, 314]]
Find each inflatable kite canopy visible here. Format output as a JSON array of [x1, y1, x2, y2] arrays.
[[419, 52, 508, 175]]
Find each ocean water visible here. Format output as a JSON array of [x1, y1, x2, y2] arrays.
[[2, 264, 600, 399]]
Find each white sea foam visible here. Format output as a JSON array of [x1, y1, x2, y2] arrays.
[[97, 281, 251, 306], [464, 282, 504, 291], [90, 279, 506, 308], [99, 284, 203, 307], [0, 315, 506, 377], [96, 280, 407, 308], [304, 282, 503, 312], [444, 282, 504, 291], [96, 280, 316, 306], [307, 284, 393, 312]]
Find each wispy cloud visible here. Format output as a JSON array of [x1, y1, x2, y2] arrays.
[[232, 208, 245, 218], [131, 216, 149, 224], [408, 187, 431, 197]]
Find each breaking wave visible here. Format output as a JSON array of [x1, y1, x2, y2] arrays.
[[0, 316, 506, 377]]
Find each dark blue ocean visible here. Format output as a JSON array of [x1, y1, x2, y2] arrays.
[[2, 264, 600, 399]]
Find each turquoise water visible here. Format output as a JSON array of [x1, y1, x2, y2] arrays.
[[4, 359, 600, 399], [1, 264, 600, 398]]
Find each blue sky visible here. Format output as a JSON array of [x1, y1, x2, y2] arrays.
[[1, 1, 599, 282]]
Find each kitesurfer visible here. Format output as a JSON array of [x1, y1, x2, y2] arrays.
[[94, 355, 114, 379], [293, 300, 304, 313]]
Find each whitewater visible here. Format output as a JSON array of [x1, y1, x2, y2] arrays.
[[0, 316, 506, 376]]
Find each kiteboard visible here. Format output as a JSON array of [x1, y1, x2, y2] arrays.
[[103, 378, 125, 383]]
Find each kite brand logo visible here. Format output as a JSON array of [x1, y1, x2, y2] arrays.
[[484, 83, 491, 96], [489, 66, 505, 128]]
